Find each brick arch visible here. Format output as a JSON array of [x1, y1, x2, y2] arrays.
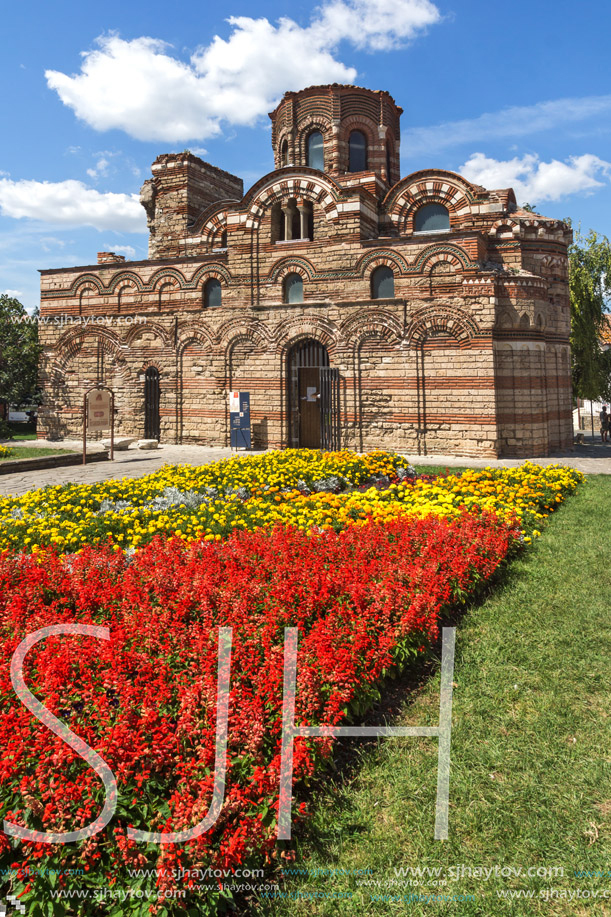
[[340, 310, 403, 347], [151, 276, 181, 294], [245, 172, 342, 228], [296, 118, 332, 167], [70, 274, 105, 296], [56, 324, 122, 350], [124, 320, 172, 348], [226, 332, 266, 380], [190, 262, 232, 289], [411, 244, 473, 273], [274, 317, 339, 357], [275, 128, 293, 167], [114, 278, 140, 313], [153, 276, 183, 313], [216, 317, 272, 351], [106, 271, 145, 294], [176, 320, 216, 351], [53, 329, 133, 387], [177, 334, 215, 361], [268, 256, 316, 283], [356, 248, 410, 277], [76, 283, 99, 314], [139, 359, 164, 375], [148, 268, 187, 291], [384, 170, 479, 233], [406, 307, 480, 346], [197, 209, 228, 251], [488, 219, 519, 238]]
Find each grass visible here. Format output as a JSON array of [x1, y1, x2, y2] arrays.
[[0, 446, 75, 461], [2, 420, 38, 441], [412, 464, 470, 476], [251, 475, 611, 917]]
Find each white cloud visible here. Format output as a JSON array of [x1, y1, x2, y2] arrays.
[[460, 152, 611, 203], [3, 289, 23, 298], [45, 0, 440, 142], [86, 156, 111, 179], [312, 0, 441, 50], [405, 95, 611, 156], [108, 244, 137, 259], [40, 236, 66, 252], [0, 178, 146, 232]]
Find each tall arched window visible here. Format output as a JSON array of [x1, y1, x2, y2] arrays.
[[204, 277, 222, 308], [281, 140, 289, 166], [414, 203, 450, 233], [349, 130, 367, 171], [284, 273, 303, 304], [307, 132, 324, 170], [371, 266, 395, 299], [386, 142, 393, 184]]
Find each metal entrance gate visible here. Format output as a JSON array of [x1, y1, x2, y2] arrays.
[[144, 366, 160, 440], [320, 366, 340, 450], [287, 339, 340, 450]]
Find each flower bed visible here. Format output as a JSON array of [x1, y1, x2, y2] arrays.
[[0, 452, 583, 554], [0, 452, 584, 914], [0, 512, 517, 914]]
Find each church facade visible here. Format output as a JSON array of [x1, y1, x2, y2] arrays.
[[38, 83, 574, 457]]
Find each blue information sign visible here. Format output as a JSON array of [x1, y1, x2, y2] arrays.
[[229, 390, 251, 449]]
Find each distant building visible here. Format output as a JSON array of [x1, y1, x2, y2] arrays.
[[38, 83, 574, 456]]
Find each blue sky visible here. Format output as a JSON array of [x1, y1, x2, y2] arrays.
[[2, 0, 611, 311]]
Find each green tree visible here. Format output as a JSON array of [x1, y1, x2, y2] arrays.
[[568, 228, 611, 401], [0, 294, 42, 412]]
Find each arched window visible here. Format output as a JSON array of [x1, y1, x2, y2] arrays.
[[414, 203, 450, 233], [349, 130, 368, 171], [307, 132, 324, 170], [204, 278, 222, 308], [281, 140, 289, 167], [386, 142, 393, 184], [284, 273, 303, 304], [371, 266, 395, 299]]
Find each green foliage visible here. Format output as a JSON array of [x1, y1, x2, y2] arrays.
[[568, 228, 611, 400], [0, 294, 42, 408], [0, 418, 13, 440]]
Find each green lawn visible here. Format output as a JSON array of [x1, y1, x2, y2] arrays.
[[252, 474, 611, 917], [0, 446, 75, 461], [2, 420, 38, 440]]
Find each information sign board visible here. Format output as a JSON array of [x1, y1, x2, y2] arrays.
[[229, 390, 251, 449]]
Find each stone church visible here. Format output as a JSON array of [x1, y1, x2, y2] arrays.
[[38, 83, 574, 456]]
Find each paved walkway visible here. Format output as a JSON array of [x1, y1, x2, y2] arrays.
[[0, 438, 609, 497]]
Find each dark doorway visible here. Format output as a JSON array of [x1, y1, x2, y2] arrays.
[[287, 339, 340, 449], [144, 366, 160, 440]]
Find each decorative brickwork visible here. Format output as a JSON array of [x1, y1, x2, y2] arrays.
[[38, 84, 574, 457]]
